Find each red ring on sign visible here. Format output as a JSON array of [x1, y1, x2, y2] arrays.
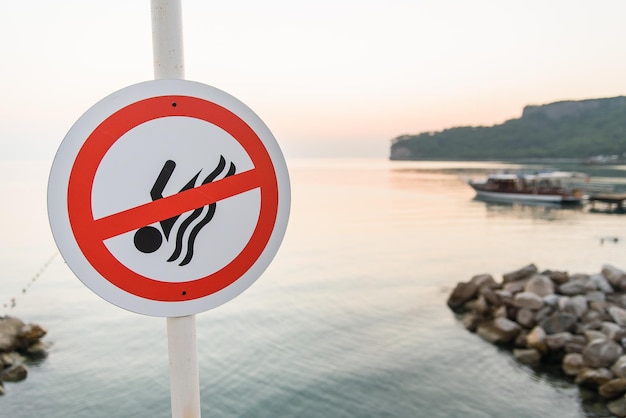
[[67, 95, 279, 301]]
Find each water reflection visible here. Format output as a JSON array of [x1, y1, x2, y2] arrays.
[[589, 206, 626, 215], [388, 170, 469, 194], [472, 196, 584, 221], [387, 159, 626, 223]]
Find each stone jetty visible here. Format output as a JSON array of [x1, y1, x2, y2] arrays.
[[447, 263, 626, 417], [0, 316, 47, 395]]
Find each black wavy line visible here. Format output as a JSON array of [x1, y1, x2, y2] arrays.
[[167, 207, 203, 262], [178, 204, 216, 266], [167, 156, 228, 264], [161, 170, 200, 240], [225, 161, 236, 177], [178, 162, 237, 266], [201, 155, 226, 185]]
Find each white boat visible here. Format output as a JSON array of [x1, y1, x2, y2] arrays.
[[467, 171, 588, 204]]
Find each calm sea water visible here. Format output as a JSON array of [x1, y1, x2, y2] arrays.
[[3, 158, 626, 417]]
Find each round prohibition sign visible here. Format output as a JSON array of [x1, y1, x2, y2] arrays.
[[48, 80, 290, 317]]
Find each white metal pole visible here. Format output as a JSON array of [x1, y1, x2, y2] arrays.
[[166, 314, 200, 418], [151, 1, 200, 418], [152, 0, 185, 79]]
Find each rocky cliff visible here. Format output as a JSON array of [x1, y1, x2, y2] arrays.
[[390, 96, 626, 160]]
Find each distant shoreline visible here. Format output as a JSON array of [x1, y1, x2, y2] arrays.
[[390, 157, 586, 163]]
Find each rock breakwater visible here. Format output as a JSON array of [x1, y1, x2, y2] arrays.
[[0, 316, 47, 395], [447, 263, 626, 417]]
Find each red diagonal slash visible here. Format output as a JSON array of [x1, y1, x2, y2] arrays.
[[93, 168, 259, 240]]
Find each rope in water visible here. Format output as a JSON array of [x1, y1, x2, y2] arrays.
[[2, 253, 57, 314]]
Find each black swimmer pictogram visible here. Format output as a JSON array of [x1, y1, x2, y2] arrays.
[[133, 156, 236, 266]]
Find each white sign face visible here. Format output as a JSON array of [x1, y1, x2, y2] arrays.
[[47, 80, 290, 317]]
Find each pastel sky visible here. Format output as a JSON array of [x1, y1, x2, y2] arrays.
[[2, 0, 626, 160]]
